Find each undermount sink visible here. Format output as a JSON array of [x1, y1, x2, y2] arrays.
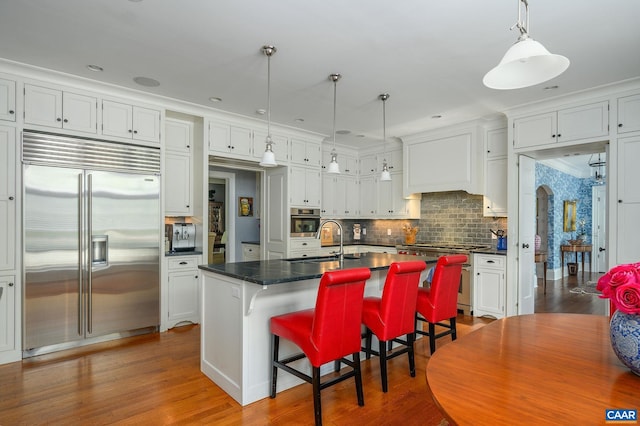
[[285, 254, 360, 264]]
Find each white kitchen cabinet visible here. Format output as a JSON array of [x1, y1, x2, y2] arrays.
[[242, 243, 261, 261], [289, 166, 321, 208], [513, 101, 609, 149], [164, 119, 194, 216], [378, 172, 417, 218], [290, 138, 321, 167], [288, 237, 320, 258], [0, 275, 15, 354], [0, 126, 15, 271], [252, 130, 288, 163], [616, 136, 640, 265], [208, 122, 253, 158], [483, 127, 508, 217], [322, 174, 358, 218], [617, 94, 640, 134], [24, 84, 97, 133], [359, 153, 378, 176], [165, 118, 193, 152], [167, 256, 200, 328], [165, 153, 192, 216], [322, 151, 358, 176], [404, 126, 481, 195], [102, 100, 161, 143], [0, 78, 16, 122], [321, 174, 336, 216], [473, 254, 506, 319], [359, 175, 377, 216]]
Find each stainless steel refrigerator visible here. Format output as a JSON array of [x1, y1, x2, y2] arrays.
[[22, 131, 161, 356]]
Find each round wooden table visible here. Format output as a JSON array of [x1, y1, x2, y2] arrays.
[[426, 314, 639, 425]]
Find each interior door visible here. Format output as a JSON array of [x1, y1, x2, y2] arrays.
[[592, 185, 607, 272], [518, 155, 536, 315]]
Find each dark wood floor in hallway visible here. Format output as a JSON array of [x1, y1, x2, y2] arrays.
[[0, 273, 605, 425]]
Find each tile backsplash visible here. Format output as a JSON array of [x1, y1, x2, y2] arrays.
[[332, 191, 507, 247]]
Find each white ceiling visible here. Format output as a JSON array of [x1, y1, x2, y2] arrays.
[[1, 0, 639, 149]]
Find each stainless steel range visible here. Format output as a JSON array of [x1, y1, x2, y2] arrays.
[[396, 243, 490, 315]]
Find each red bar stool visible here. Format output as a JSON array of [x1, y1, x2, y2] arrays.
[[270, 267, 371, 426], [415, 254, 467, 354], [361, 261, 426, 392]]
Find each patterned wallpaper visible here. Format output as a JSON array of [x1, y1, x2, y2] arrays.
[[535, 162, 599, 270]]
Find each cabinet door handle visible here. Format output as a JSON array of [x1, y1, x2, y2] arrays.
[[557, 133, 561, 138], [551, 134, 556, 138], [522, 243, 530, 248], [133, 130, 138, 134], [487, 260, 495, 263], [8, 110, 14, 114], [618, 123, 623, 128], [8, 196, 13, 200], [128, 129, 133, 133], [56, 117, 62, 122], [179, 261, 188, 265], [63, 118, 68, 123]]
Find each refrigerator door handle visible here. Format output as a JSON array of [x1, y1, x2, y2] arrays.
[[78, 173, 84, 337], [87, 173, 93, 334]]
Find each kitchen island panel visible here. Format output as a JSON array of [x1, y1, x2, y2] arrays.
[[200, 269, 388, 406]]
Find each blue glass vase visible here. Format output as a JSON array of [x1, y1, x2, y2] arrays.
[[610, 310, 640, 376]]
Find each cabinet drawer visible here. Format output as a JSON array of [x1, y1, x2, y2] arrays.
[[474, 254, 505, 269], [289, 239, 320, 251], [168, 257, 199, 270]]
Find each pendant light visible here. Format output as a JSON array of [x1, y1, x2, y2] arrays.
[[379, 93, 391, 181], [327, 73, 342, 174], [483, 0, 569, 90], [259, 45, 278, 167]]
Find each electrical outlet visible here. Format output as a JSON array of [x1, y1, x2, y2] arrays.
[[362, 228, 366, 235], [491, 232, 497, 239], [387, 229, 392, 236], [337, 228, 341, 235]]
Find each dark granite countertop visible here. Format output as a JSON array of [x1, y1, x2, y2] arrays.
[[165, 250, 203, 257], [471, 248, 507, 255], [198, 252, 438, 285], [321, 242, 397, 248]]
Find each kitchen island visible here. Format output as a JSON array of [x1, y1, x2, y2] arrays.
[[198, 252, 436, 406]]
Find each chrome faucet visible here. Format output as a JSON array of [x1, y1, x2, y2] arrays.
[[317, 219, 343, 261]]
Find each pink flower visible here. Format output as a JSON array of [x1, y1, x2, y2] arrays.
[[598, 262, 640, 315], [613, 283, 640, 315]]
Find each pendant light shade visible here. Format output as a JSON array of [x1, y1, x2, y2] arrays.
[[327, 73, 341, 174], [483, 0, 569, 90], [379, 93, 391, 181], [259, 45, 278, 167]]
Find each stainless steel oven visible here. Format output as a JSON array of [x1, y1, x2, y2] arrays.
[[290, 208, 321, 237], [396, 243, 489, 316]]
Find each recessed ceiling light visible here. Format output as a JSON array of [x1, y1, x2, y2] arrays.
[[209, 97, 222, 103], [356, 134, 365, 138], [86, 64, 103, 72], [544, 85, 559, 91], [431, 115, 442, 119], [133, 76, 160, 87], [294, 118, 305, 123], [256, 109, 266, 115], [336, 130, 351, 135]]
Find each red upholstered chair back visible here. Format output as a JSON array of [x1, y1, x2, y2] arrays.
[[378, 261, 427, 338], [311, 267, 371, 365], [425, 255, 467, 322]]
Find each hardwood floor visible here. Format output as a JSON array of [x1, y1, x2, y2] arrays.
[[535, 271, 607, 315], [0, 275, 603, 425]]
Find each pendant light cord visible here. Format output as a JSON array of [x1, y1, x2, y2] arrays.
[[267, 50, 271, 139], [332, 77, 337, 150]]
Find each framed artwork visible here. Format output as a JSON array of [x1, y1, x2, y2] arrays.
[[563, 200, 576, 232], [239, 197, 253, 217]]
